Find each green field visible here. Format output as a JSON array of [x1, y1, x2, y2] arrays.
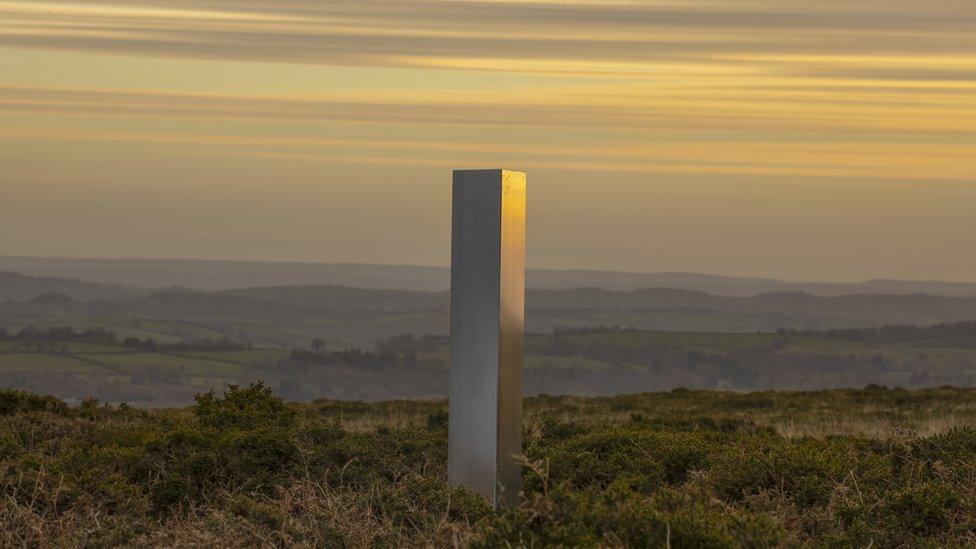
[[0, 342, 283, 403], [4, 328, 976, 405], [0, 353, 96, 374], [567, 330, 777, 349]]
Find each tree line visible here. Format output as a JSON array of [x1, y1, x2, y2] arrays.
[[779, 319, 976, 345], [0, 325, 250, 352]]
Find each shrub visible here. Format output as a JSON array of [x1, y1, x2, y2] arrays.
[[710, 436, 860, 508], [887, 481, 959, 535], [478, 484, 785, 547], [144, 383, 301, 510], [193, 382, 295, 431], [0, 389, 69, 416], [528, 425, 711, 494]]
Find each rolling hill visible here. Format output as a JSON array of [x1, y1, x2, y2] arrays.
[[5, 255, 976, 296], [6, 272, 976, 348]]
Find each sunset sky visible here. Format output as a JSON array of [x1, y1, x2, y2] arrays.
[[1, 0, 974, 281]]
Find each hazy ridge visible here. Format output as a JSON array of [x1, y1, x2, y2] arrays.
[[5, 256, 976, 296], [5, 270, 976, 349], [6, 270, 976, 404]]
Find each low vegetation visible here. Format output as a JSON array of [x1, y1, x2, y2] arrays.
[[3, 384, 976, 546]]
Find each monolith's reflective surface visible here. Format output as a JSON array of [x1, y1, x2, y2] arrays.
[[448, 169, 525, 509]]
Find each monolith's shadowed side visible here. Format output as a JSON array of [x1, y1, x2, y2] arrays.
[[448, 169, 525, 509]]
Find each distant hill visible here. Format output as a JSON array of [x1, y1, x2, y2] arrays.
[[0, 256, 450, 292], [0, 271, 145, 302], [6, 271, 976, 347], [4, 256, 976, 296]]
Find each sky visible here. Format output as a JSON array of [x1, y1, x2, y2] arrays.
[[0, 0, 974, 282]]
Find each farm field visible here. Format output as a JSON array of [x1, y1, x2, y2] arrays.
[[5, 328, 976, 405], [3, 384, 976, 546]]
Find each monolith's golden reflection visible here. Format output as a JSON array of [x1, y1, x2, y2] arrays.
[[448, 169, 525, 509]]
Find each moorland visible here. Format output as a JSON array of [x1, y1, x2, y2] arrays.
[[4, 263, 976, 546], [3, 384, 976, 546]]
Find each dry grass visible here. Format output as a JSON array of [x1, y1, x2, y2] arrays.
[[315, 388, 976, 441], [768, 413, 973, 439], [132, 480, 477, 548], [5, 385, 976, 547]]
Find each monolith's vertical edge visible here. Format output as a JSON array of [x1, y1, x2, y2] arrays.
[[448, 169, 525, 509], [495, 170, 525, 508]]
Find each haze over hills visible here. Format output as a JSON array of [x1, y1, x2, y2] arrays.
[[4, 256, 976, 297], [6, 271, 976, 349], [7, 270, 976, 403]]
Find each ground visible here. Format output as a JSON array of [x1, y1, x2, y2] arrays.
[[2, 385, 976, 546]]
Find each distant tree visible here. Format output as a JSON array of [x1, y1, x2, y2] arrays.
[[28, 291, 73, 306], [83, 328, 118, 345], [311, 338, 326, 352], [402, 350, 418, 367], [376, 333, 415, 354], [15, 326, 41, 341], [46, 326, 78, 341]]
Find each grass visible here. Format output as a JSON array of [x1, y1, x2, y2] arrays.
[[524, 354, 616, 372], [4, 318, 235, 345], [89, 352, 245, 376], [0, 353, 96, 374], [308, 387, 976, 440], [568, 331, 776, 349], [3, 385, 976, 546], [0, 347, 268, 379], [174, 349, 291, 364]]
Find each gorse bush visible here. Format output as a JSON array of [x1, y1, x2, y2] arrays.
[[0, 388, 69, 416], [193, 382, 296, 430], [524, 425, 711, 493], [481, 484, 787, 548], [0, 382, 490, 546], [2, 385, 976, 546]]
